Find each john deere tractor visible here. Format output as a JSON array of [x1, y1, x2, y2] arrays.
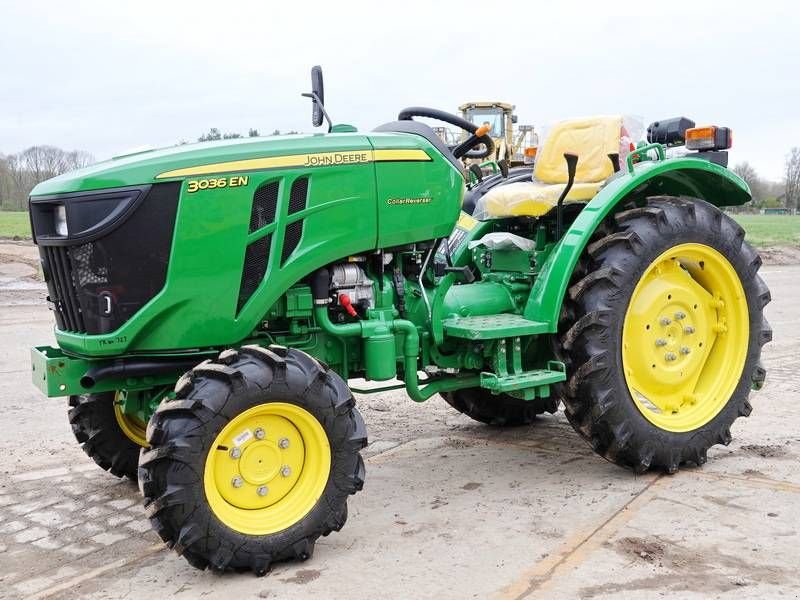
[[29, 68, 770, 574]]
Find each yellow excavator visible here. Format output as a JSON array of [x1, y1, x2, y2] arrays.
[[457, 101, 537, 165]]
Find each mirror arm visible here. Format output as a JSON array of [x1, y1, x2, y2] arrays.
[[301, 92, 334, 132]]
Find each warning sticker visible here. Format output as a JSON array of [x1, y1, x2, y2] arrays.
[[232, 429, 253, 447]]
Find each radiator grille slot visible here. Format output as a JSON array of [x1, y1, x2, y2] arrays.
[[43, 245, 85, 332], [281, 221, 303, 265], [281, 177, 309, 265], [249, 181, 279, 233], [287, 177, 308, 215], [237, 234, 271, 314]]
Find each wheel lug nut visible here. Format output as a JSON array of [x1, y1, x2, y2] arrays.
[[254, 427, 265, 440], [278, 438, 290, 449], [231, 476, 243, 488], [660, 317, 672, 326], [655, 338, 667, 347], [674, 311, 686, 320], [257, 485, 269, 496], [684, 326, 695, 334], [281, 465, 292, 477], [229, 447, 241, 459], [665, 352, 677, 361], [680, 346, 691, 355]]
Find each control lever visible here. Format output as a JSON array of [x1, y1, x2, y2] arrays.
[[608, 153, 620, 173], [468, 164, 483, 183], [497, 158, 509, 178], [556, 153, 578, 240]]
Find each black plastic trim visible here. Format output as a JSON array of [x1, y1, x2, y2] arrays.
[[373, 120, 465, 174], [30, 185, 150, 246]]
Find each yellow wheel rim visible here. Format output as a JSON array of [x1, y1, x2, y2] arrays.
[[113, 393, 149, 447], [203, 402, 331, 535], [622, 243, 749, 432]]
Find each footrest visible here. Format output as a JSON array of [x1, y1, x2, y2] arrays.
[[442, 314, 549, 340], [480, 362, 566, 397]]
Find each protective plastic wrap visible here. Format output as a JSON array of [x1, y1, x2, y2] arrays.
[[467, 232, 536, 251]]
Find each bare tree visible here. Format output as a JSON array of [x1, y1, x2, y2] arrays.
[[732, 162, 763, 202], [1, 145, 95, 210], [64, 150, 94, 171], [0, 155, 15, 210], [785, 147, 800, 212]]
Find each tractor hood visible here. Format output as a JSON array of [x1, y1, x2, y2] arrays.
[[30, 133, 376, 196]]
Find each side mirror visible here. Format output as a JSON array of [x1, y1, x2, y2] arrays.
[[310, 66, 325, 127], [511, 115, 518, 124], [302, 65, 332, 130]]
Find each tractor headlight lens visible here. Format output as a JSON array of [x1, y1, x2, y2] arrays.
[[54, 205, 68, 236]]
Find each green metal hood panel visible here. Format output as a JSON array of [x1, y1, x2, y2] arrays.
[[31, 129, 465, 357], [30, 133, 374, 196]]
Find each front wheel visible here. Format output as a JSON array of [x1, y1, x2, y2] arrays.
[[138, 346, 367, 574], [68, 391, 147, 479], [557, 196, 771, 473]]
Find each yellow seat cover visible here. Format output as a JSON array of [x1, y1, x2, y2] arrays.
[[481, 181, 604, 218], [478, 115, 622, 218]]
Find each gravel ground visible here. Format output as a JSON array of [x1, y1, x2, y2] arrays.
[[0, 244, 798, 599]]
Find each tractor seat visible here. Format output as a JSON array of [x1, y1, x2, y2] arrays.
[[475, 116, 623, 219]]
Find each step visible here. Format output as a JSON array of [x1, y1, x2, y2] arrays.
[[480, 363, 566, 396], [442, 314, 549, 340]]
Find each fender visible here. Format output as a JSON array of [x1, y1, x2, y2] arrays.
[[523, 157, 751, 330]]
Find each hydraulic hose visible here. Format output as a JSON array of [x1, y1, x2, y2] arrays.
[[80, 357, 202, 389]]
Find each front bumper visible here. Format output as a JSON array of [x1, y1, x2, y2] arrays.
[[32, 346, 95, 397], [31, 345, 197, 397]]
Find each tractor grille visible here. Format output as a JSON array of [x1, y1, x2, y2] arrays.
[[34, 183, 180, 335], [249, 181, 279, 233], [42, 245, 85, 332], [287, 177, 308, 215], [237, 234, 272, 313], [281, 177, 309, 265], [236, 176, 310, 314]]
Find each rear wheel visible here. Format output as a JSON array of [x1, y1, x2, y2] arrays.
[[441, 388, 557, 426], [68, 392, 145, 480], [557, 196, 771, 473], [139, 345, 366, 574]]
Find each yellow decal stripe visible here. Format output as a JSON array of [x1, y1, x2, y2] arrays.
[[372, 149, 431, 162], [155, 148, 431, 180]]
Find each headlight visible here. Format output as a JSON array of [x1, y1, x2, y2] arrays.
[[54, 205, 68, 236], [29, 185, 148, 243]]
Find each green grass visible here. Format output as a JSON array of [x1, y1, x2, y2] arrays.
[[731, 214, 800, 248], [0, 211, 31, 239]]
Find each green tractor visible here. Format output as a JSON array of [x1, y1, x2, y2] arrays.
[[29, 68, 770, 574]]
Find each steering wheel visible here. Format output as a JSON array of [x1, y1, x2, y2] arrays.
[[397, 107, 495, 160]]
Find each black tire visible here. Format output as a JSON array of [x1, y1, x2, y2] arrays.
[[68, 392, 140, 480], [138, 345, 367, 574], [556, 196, 771, 473], [441, 388, 558, 426]]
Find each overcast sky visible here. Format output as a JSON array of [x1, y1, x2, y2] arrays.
[[1, 1, 798, 180]]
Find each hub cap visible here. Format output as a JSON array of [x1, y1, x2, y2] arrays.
[[622, 243, 749, 432], [203, 402, 331, 535]]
